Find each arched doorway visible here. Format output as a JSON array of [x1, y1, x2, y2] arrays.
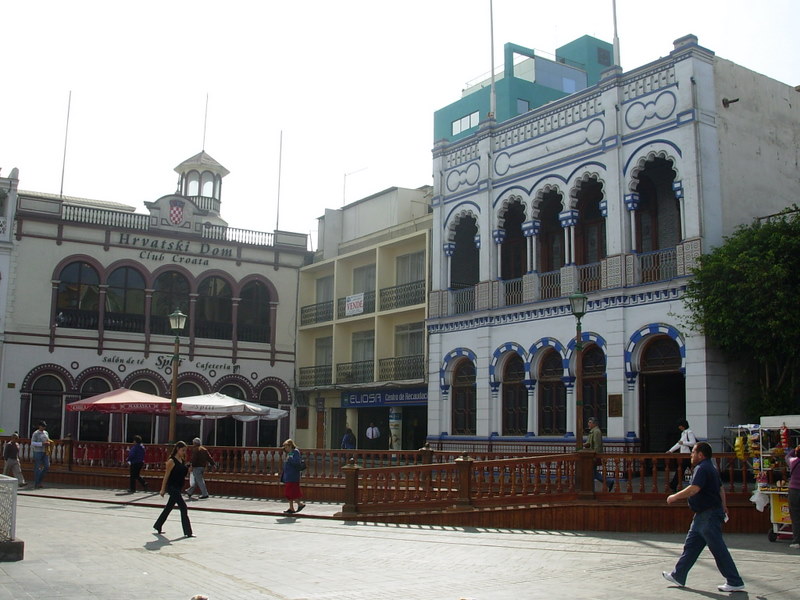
[[502, 353, 527, 436], [639, 336, 685, 452], [451, 360, 476, 435]]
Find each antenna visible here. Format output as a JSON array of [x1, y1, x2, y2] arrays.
[[612, 0, 621, 67], [59, 91, 72, 198], [343, 167, 367, 206], [276, 130, 283, 231], [202, 93, 209, 151], [489, 0, 496, 118]]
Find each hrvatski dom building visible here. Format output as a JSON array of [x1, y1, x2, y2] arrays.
[[426, 34, 799, 452], [0, 152, 311, 446]]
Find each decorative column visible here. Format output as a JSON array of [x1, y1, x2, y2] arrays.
[[492, 229, 506, 279], [559, 210, 579, 265], [522, 219, 540, 273], [624, 193, 640, 252]]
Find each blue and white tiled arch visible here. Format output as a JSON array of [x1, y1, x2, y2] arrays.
[[565, 332, 607, 376], [624, 323, 685, 389], [440, 347, 478, 392], [528, 337, 568, 382], [489, 342, 528, 391]]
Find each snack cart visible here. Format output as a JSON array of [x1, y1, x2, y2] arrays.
[[753, 416, 799, 542]]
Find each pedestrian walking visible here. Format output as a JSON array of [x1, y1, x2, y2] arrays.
[[127, 435, 148, 493], [2, 433, 27, 487], [584, 417, 613, 491], [186, 437, 216, 499], [786, 444, 800, 549], [340, 428, 356, 450], [153, 441, 194, 537], [667, 419, 697, 492], [662, 442, 745, 592], [31, 421, 51, 489], [280, 439, 305, 515]]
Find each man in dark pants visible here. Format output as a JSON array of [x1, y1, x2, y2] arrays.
[[662, 442, 745, 592]]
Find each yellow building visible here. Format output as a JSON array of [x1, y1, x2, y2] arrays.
[[296, 186, 432, 450]]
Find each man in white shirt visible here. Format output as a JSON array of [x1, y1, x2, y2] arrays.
[[668, 419, 697, 492], [365, 422, 381, 449], [31, 421, 51, 489]]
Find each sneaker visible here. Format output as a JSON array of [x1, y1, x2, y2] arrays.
[[717, 583, 745, 592], [662, 572, 684, 587], [789, 543, 800, 549]]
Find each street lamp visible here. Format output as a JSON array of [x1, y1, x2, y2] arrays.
[[167, 308, 188, 443], [568, 292, 588, 451]]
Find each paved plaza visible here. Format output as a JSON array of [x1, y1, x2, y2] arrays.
[[1, 484, 798, 599]]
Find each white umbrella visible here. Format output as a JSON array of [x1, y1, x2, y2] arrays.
[[177, 392, 287, 422]]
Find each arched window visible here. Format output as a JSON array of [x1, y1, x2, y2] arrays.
[[500, 200, 526, 280], [538, 190, 564, 273], [30, 375, 65, 438], [186, 172, 200, 196], [200, 172, 215, 197], [502, 354, 527, 436], [127, 380, 160, 443], [105, 266, 146, 333], [451, 216, 479, 289], [635, 157, 680, 253], [575, 178, 606, 265], [641, 336, 682, 372], [175, 382, 202, 445], [215, 385, 245, 446], [78, 377, 111, 442], [538, 350, 566, 435], [580, 345, 607, 431], [56, 261, 100, 329], [238, 280, 270, 342], [256, 387, 280, 447], [196, 276, 232, 340], [451, 360, 476, 435], [151, 271, 190, 335]]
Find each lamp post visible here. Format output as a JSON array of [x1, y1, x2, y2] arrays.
[[568, 292, 588, 451], [167, 308, 188, 444]]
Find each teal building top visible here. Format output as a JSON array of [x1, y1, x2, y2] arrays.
[[433, 35, 613, 143]]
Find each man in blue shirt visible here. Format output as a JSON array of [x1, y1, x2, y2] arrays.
[[662, 442, 745, 592]]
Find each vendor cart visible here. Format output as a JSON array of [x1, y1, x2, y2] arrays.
[[756, 415, 799, 543]]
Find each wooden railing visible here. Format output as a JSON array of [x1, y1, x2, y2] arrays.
[[3, 438, 757, 511]]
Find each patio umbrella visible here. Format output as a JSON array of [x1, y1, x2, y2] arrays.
[[177, 392, 287, 421], [66, 388, 176, 414]]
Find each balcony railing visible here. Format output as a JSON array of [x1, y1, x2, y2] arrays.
[[185, 195, 221, 214], [378, 354, 425, 381], [379, 280, 426, 311], [337, 291, 376, 319], [577, 262, 601, 293], [103, 312, 145, 333], [237, 323, 269, 343], [300, 301, 334, 325], [450, 286, 475, 315], [639, 247, 677, 283], [539, 270, 561, 300], [62, 205, 150, 229], [56, 308, 100, 330], [201, 223, 274, 247], [194, 320, 233, 341], [501, 277, 523, 306], [336, 360, 374, 384], [298, 365, 332, 387]]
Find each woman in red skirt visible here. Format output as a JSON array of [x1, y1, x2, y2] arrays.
[[280, 439, 305, 514]]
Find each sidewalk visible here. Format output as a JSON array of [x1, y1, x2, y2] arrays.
[[3, 483, 799, 600]]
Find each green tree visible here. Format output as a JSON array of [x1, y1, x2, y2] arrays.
[[683, 207, 800, 417]]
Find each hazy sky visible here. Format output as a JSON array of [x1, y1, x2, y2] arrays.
[[2, 1, 797, 248]]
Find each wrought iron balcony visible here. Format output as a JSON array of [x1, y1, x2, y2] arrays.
[[298, 365, 332, 387], [378, 355, 425, 381], [379, 280, 426, 311], [337, 291, 376, 319], [336, 360, 374, 384], [639, 247, 677, 283], [300, 301, 334, 325]]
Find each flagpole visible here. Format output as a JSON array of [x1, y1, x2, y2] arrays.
[[59, 91, 72, 198]]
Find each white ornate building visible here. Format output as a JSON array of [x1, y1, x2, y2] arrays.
[[0, 152, 311, 446], [427, 35, 800, 451]]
